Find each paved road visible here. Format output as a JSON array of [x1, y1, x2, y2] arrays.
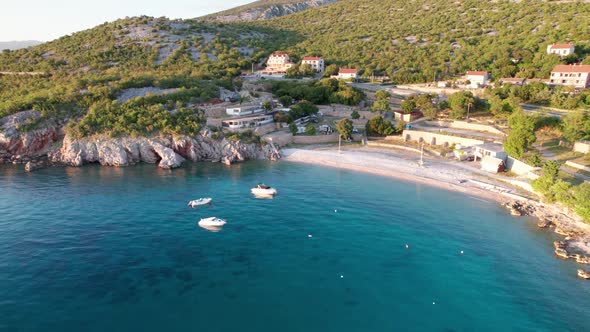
[[521, 103, 573, 118], [534, 143, 590, 182]]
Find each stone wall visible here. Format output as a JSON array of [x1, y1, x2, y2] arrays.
[[565, 160, 590, 173], [505, 156, 540, 175], [400, 130, 484, 147], [425, 120, 505, 136], [292, 133, 362, 145]]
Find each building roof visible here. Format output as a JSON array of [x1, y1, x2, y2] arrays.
[[551, 64, 590, 73], [270, 51, 289, 57], [339, 68, 358, 74], [475, 143, 505, 153], [302, 56, 322, 61], [549, 43, 575, 50], [466, 71, 488, 76]]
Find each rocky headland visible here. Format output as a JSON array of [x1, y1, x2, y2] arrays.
[[0, 111, 280, 170]]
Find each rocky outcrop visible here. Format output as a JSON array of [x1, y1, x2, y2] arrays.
[[211, 0, 339, 22], [0, 111, 61, 163], [48, 130, 279, 169]]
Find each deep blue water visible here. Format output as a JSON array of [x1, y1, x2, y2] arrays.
[[1, 161, 589, 331]]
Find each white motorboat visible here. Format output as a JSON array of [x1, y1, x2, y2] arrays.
[[251, 184, 277, 196], [198, 217, 226, 227], [188, 197, 212, 208]]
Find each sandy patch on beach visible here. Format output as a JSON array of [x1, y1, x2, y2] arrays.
[[282, 147, 520, 203]]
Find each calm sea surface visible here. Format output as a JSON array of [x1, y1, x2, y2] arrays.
[[1, 161, 589, 331]]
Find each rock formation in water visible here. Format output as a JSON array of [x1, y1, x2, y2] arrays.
[[0, 111, 280, 170]]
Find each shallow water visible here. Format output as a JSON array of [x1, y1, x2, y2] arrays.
[[1, 161, 589, 331]]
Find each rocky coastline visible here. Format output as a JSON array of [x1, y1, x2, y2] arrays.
[[0, 111, 280, 171], [504, 200, 590, 275]]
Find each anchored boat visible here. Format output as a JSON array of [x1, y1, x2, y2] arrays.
[[251, 183, 277, 196], [188, 197, 212, 208]]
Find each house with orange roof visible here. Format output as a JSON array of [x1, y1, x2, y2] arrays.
[[546, 43, 575, 57], [465, 71, 489, 88], [335, 68, 358, 80], [550, 64, 590, 89], [301, 56, 325, 72], [263, 51, 294, 75]]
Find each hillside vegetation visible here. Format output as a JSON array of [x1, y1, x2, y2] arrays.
[[260, 0, 590, 82], [0, 16, 296, 135], [1, 0, 590, 137]]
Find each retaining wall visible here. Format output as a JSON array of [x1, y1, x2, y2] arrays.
[[400, 130, 484, 147], [425, 120, 505, 136], [505, 156, 540, 175], [565, 161, 590, 173]]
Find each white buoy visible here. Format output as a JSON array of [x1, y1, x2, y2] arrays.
[[405, 244, 409, 249], [334, 209, 338, 213], [460, 250, 464, 255], [308, 234, 313, 238], [433, 302, 436, 305], [340, 275, 344, 279]]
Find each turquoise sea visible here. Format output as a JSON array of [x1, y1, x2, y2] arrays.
[[1, 161, 590, 331]]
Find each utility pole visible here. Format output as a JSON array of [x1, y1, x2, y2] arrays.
[[467, 102, 472, 120]]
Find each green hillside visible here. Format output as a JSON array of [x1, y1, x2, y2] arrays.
[[1, 0, 589, 137], [259, 0, 590, 82]]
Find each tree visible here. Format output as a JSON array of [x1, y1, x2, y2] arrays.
[[375, 90, 391, 100], [323, 64, 339, 77], [336, 118, 353, 139], [421, 102, 437, 119], [503, 110, 536, 158], [573, 183, 590, 221], [289, 123, 298, 135], [278, 95, 293, 107], [448, 91, 475, 119], [401, 99, 416, 114], [562, 110, 590, 143], [289, 100, 318, 119], [372, 99, 390, 112], [305, 124, 316, 135], [351, 110, 360, 119], [365, 115, 395, 136], [261, 101, 273, 112]]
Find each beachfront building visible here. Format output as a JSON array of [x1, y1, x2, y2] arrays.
[[474, 143, 507, 161], [301, 56, 325, 73], [226, 105, 263, 116], [335, 68, 358, 80], [546, 43, 575, 57], [465, 71, 489, 89], [262, 51, 294, 75], [480, 156, 506, 173], [221, 114, 274, 132], [549, 64, 590, 89], [394, 110, 423, 122]]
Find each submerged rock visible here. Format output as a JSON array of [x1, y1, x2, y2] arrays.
[[578, 269, 590, 279]]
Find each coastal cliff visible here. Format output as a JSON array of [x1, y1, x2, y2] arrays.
[[0, 111, 280, 170]]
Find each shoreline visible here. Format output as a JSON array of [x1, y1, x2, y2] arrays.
[[281, 146, 590, 265], [281, 147, 521, 205]]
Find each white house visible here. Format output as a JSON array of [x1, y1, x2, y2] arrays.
[[301, 56, 325, 72], [226, 106, 263, 116], [474, 143, 507, 161], [549, 64, 590, 89], [263, 51, 294, 74], [546, 43, 575, 57], [465, 71, 489, 88], [335, 68, 358, 80], [222, 114, 274, 132]]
